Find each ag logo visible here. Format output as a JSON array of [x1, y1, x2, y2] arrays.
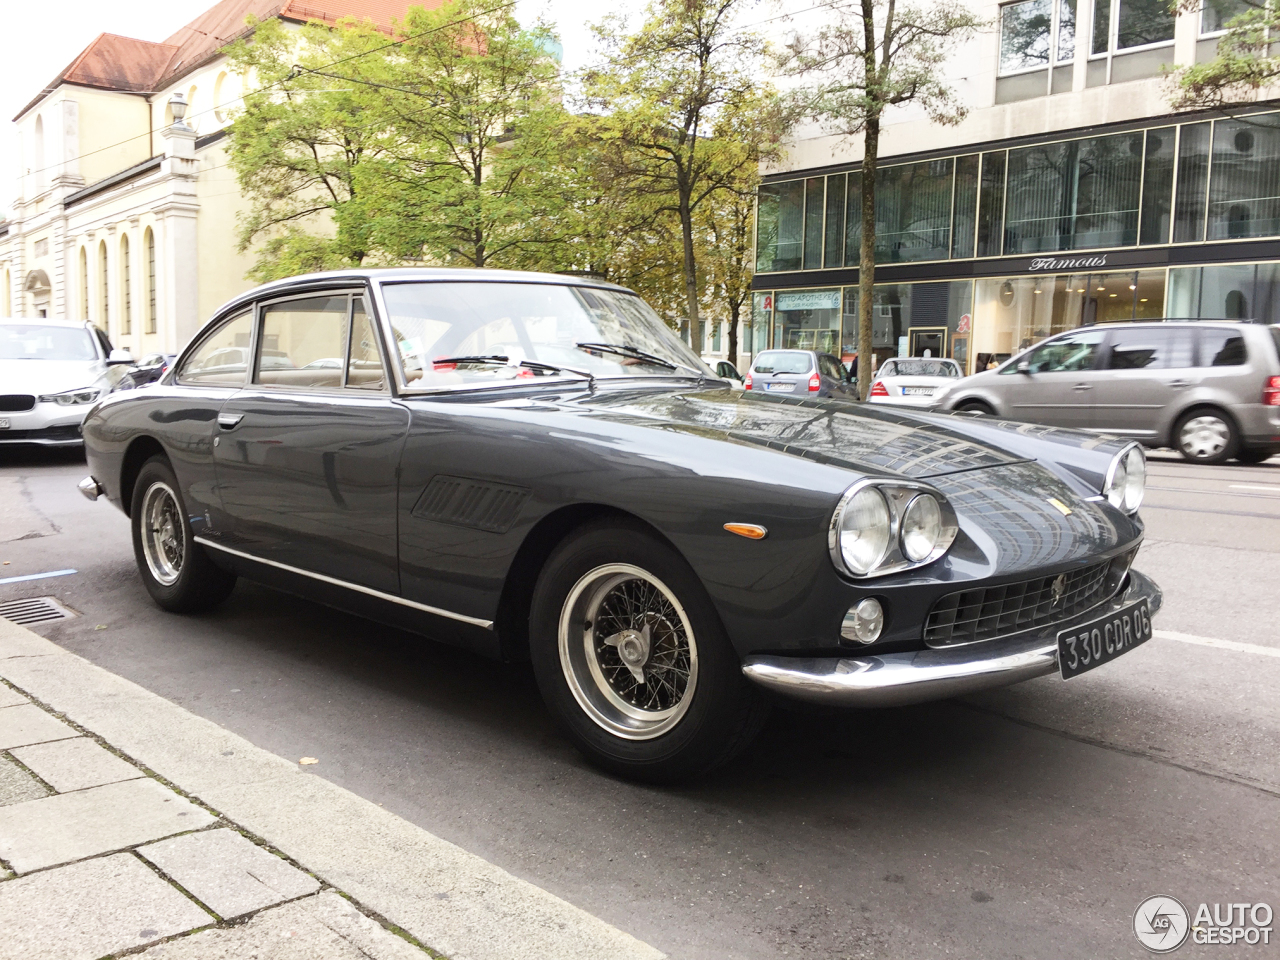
[[1134, 895, 1190, 953]]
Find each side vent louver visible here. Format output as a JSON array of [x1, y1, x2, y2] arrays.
[[411, 476, 530, 534]]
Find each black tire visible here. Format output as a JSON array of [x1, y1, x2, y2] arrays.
[[529, 520, 768, 783], [1234, 447, 1274, 465], [956, 400, 994, 415], [1173, 408, 1238, 464], [130, 455, 236, 612]]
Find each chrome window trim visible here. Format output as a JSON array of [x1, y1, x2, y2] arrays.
[[173, 307, 255, 388], [193, 536, 495, 630], [827, 478, 960, 580]]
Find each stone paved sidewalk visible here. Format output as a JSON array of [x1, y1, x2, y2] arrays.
[[0, 617, 664, 960]]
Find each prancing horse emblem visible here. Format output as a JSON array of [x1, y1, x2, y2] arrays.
[[1050, 574, 1067, 605]]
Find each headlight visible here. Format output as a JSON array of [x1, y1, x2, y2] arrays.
[[1103, 443, 1146, 515], [38, 388, 102, 406], [829, 480, 959, 578], [833, 487, 892, 575]]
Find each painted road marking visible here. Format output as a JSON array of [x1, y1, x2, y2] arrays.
[[0, 569, 77, 586], [1155, 629, 1280, 659], [1229, 483, 1280, 493]]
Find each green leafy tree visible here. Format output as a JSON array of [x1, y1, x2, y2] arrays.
[[1171, 0, 1273, 109], [782, 1, 983, 397], [354, 0, 570, 268], [581, 0, 785, 352], [699, 177, 756, 366], [223, 16, 393, 281]]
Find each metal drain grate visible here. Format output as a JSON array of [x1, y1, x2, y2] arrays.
[[0, 596, 78, 625]]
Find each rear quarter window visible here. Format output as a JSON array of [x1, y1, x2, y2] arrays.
[[1197, 328, 1248, 367]]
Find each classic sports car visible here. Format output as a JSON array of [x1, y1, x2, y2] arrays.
[[80, 269, 1161, 782]]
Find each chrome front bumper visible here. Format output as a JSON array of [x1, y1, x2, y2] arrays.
[[742, 570, 1162, 708]]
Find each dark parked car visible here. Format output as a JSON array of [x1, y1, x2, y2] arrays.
[[116, 353, 177, 390], [79, 269, 1161, 782], [745, 349, 856, 399], [931, 320, 1280, 464]]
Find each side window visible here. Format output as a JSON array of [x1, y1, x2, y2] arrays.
[[1105, 328, 1195, 370], [257, 295, 349, 388], [177, 310, 254, 385], [1024, 330, 1106, 373], [94, 327, 112, 358], [346, 298, 386, 391], [1198, 328, 1248, 367]]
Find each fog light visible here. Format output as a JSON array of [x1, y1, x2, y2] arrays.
[[841, 598, 884, 645]]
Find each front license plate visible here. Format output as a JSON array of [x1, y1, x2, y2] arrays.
[[902, 387, 935, 396], [1057, 599, 1152, 679], [765, 382, 795, 392], [0, 418, 9, 429]]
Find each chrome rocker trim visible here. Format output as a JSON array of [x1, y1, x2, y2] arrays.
[[193, 536, 495, 630], [742, 570, 1162, 708]]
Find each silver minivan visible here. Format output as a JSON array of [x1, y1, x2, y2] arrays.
[[931, 320, 1280, 464], [746, 349, 856, 399]]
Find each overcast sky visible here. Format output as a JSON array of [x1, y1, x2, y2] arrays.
[[1, 0, 821, 218]]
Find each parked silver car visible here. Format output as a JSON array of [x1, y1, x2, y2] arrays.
[[745, 349, 856, 399], [931, 320, 1280, 464]]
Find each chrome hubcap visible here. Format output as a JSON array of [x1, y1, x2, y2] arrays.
[[141, 481, 184, 586], [1180, 416, 1229, 459], [558, 563, 698, 740]]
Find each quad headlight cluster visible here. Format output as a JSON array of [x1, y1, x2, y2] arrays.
[[38, 387, 102, 406], [1102, 443, 1146, 515], [828, 480, 960, 579]]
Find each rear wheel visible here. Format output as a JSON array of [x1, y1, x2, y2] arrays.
[[1174, 409, 1238, 464], [1234, 447, 1274, 465], [956, 400, 994, 415], [529, 521, 767, 783], [130, 456, 236, 612]]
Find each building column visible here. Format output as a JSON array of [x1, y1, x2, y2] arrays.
[[156, 123, 201, 352], [50, 214, 68, 319]]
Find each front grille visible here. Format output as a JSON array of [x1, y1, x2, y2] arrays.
[[0, 395, 35, 412], [924, 559, 1114, 647], [0, 425, 82, 442]]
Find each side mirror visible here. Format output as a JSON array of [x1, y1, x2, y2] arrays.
[[107, 348, 134, 366], [1016, 360, 1031, 374]]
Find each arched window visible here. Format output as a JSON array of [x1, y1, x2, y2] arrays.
[[79, 247, 89, 318], [214, 72, 228, 123], [145, 228, 157, 335], [98, 240, 109, 330], [120, 235, 132, 335]]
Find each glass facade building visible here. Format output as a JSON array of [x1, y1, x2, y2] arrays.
[[753, 107, 1280, 373]]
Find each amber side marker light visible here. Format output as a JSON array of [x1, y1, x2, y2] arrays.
[[724, 523, 768, 540]]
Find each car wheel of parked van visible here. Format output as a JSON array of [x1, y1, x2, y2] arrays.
[[1174, 410, 1238, 464], [130, 456, 237, 612], [529, 520, 768, 783]]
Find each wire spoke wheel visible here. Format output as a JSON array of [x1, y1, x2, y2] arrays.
[[1179, 415, 1229, 459], [140, 481, 185, 586], [558, 563, 699, 740]]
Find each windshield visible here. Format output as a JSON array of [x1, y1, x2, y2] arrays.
[[380, 282, 707, 389], [0, 324, 97, 361], [752, 351, 812, 375], [882, 359, 960, 378]]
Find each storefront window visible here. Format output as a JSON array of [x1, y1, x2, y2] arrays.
[[1208, 115, 1280, 241], [803, 177, 825, 269], [1168, 263, 1280, 323], [773, 289, 840, 354], [952, 155, 980, 259], [1140, 127, 1175, 245], [839, 281, 973, 367], [843, 159, 954, 265], [1005, 133, 1144, 254], [756, 181, 804, 272], [823, 174, 846, 268], [973, 269, 1164, 371], [751, 292, 772, 355], [1174, 122, 1210, 243], [977, 152, 1007, 257]]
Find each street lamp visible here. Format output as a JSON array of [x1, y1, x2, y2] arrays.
[[168, 92, 189, 128]]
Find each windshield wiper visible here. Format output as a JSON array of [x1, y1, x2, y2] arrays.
[[428, 355, 595, 390], [574, 341, 694, 374]]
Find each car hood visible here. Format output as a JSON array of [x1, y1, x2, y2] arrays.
[[577, 385, 1027, 479], [0, 359, 108, 395]]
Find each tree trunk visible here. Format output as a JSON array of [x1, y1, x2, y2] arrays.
[[857, 116, 879, 401], [727, 297, 740, 367], [679, 193, 702, 354]]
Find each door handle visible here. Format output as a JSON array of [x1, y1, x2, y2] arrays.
[[217, 413, 244, 430], [1072, 383, 1093, 391], [1166, 379, 1191, 388]]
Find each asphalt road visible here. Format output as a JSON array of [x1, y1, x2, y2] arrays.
[[1, 444, 1277, 960]]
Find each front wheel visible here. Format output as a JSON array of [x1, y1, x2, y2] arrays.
[[1175, 410, 1237, 464], [529, 521, 767, 783], [130, 456, 236, 612]]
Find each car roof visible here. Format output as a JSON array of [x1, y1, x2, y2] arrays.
[[210, 268, 634, 321], [0, 317, 93, 328]]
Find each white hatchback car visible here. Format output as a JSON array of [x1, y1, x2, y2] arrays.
[[0, 319, 132, 447], [868, 357, 964, 406]]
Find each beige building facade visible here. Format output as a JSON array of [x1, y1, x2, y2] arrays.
[[0, 0, 417, 357]]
